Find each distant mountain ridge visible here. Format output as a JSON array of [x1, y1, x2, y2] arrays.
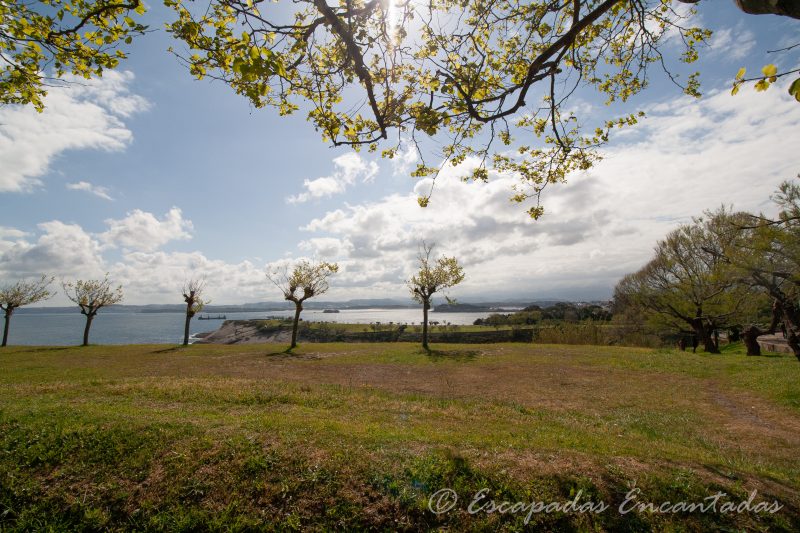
[[18, 298, 584, 314]]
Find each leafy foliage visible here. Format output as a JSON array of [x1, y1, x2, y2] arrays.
[[62, 275, 124, 316], [616, 178, 800, 359], [731, 62, 800, 99], [165, 0, 714, 217], [0, 275, 55, 346], [705, 178, 800, 358], [0, 0, 148, 111], [614, 218, 757, 353], [270, 260, 339, 305], [408, 242, 464, 348], [0, 275, 54, 314], [408, 243, 465, 306], [268, 259, 339, 348]]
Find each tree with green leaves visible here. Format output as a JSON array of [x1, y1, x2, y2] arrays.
[[165, 0, 799, 217], [614, 218, 753, 353], [269, 260, 339, 349], [4, 1, 798, 215], [1, 0, 148, 111], [704, 179, 800, 359], [0, 275, 55, 347], [182, 277, 208, 346], [63, 275, 124, 346], [408, 242, 465, 349]]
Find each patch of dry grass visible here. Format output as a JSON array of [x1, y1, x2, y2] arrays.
[[1, 342, 799, 530]]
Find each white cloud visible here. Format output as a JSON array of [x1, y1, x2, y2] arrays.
[[0, 221, 105, 279], [298, 237, 353, 258], [1, 82, 797, 305], [0, 227, 30, 240], [109, 251, 267, 304], [0, 210, 268, 305], [296, 80, 800, 301], [0, 71, 150, 192], [99, 207, 193, 252], [391, 141, 420, 176], [287, 152, 379, 203], [708, 25, 757, 61], [66, 181, 114, 201]]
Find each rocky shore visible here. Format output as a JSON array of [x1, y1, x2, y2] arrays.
[[194, 320, 292, 344], [195, 319, 535, 344]]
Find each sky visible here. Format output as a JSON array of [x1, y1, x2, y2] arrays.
[[1, 2, 799, 305]]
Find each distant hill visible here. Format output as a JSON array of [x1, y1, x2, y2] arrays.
[[432, 300, 566, 312], [19, 298, 585, 314]]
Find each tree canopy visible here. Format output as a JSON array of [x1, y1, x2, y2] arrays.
[[703, 179, 800, 357], [164, 0, 800, 216], [1, 0, 147, 111], [63, 275, 124, 345], [269, 259, 339, 348], [613, 219, 754, 353], [615, 178, 800, 359], [408, 242, 464, 348], [0, 275, 55, 347], [3, 0, 798, 215]]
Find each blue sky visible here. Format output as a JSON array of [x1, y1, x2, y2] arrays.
[[1, 2, 799, 305]]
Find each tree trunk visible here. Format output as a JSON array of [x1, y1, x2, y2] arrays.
[[290, 303, 302, 349], [702, 331, 720, 354], [679, 0, 800, 19], [183, 308, 192, 346], [788, 331, 800, 362], [82, 314, 94, 346], [775, 299, 800, 361], [742, 325, 762, 356], [2, 310, 11, 347], [691, 318, 719, 354], [422, 299, 430, 350], [734, 0, 800, 18]]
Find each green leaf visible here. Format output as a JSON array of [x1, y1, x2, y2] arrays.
[[787, 78, 800, 103]]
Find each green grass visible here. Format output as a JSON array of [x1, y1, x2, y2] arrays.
[[1, 342, 799, 531]]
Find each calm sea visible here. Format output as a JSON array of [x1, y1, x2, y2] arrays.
[[4, 308, 493, 345]]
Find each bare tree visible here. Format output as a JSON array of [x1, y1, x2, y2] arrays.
[[182, 278, 208, 346], [268, 260, 339, 349], [0, 275, 55, 347], [62, 276, 124, 346], [408, 243, 465, 350]]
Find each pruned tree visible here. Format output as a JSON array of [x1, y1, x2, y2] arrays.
[[408, 242, 465, 349], [165, 0, 800, 217], [268, 260, 339, 349], [182, 277, 208, 346], [0, 275, 55, 347], [1, 0, 148, 111], [614, 219, 752, 353], [62, 276, 124, 346]]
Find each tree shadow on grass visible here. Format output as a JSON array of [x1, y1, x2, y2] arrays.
[[150, 346, 189, 354], [264, 346, 296, 357], [4, 346, 73, 353], [422, 348, 481, 362]]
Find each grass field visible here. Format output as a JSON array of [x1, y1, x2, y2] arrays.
[[1, 342, 799, 531]]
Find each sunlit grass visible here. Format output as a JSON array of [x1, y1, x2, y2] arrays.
[[1, 342, 798, 530]]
